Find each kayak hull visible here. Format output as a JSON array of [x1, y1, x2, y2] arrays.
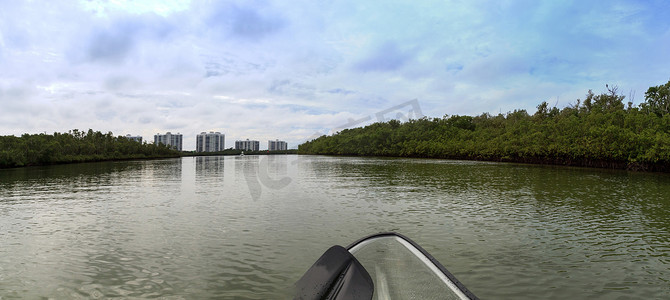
[[347, 232, 478, 300], [295, 232, 478, 300]]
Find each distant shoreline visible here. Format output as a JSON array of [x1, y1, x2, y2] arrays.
[[299, 153, 669, 173], [0, 154, 182, 170], [181, 149, 298, 157], [0, 130, 182, 169], [299, 82, 670, 173], [0, 129, 302, 169], [0, 150, 299, 170]]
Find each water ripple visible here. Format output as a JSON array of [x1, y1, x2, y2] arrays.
[[1, 157, 669, 299]]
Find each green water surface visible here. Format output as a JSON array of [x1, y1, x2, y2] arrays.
[[1, 155, 668, 299]]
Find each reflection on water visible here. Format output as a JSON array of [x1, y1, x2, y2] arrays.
[[0, 155, 669, 299], [234, 155, 294, 201]]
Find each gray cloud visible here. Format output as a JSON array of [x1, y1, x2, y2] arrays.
[[86, 29, 135, 63], [461, 53, 530, 84], [355, 42, 413, 72], [0, 23, 27, 51], [0, 85, 54, 134], [201, 54, 272, 77], [0, 85, 32, 102], [230, 6, 285, 39], [78, 14, 176, 64], [327, 88, 355, 95], [103, 76, 143, 91], [206, 2, 285, 41], [267, 79, 316, 99]]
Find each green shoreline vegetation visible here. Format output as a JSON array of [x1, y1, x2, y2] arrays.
[[0, 129, 181, 168], [299, 81, 670, 172], [0, 128, 298, 169]]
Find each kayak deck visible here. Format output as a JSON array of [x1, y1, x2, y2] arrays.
[[347, 233, 476, 300], [295, 232, 478, 300]]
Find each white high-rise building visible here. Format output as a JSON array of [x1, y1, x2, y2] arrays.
[[268, 139, 288, 151], [125, 134, 142, 143], [235, 139, 260, 151], [154, 132, 183, 151], [196, 132, 225, 152]]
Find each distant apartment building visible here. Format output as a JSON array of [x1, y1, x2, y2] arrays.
[[235, 139, 260, 151], [125, 134, 142, 143], [196, 132, 225, 152], [154, 132, 183, 151], [268, 139, 288, 151]]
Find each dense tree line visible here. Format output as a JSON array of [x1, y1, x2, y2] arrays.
[[0, 129, 181, 168], [299, 81, 670, 172]]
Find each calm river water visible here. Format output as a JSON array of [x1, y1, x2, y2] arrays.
[[0, 155, 668, 299]]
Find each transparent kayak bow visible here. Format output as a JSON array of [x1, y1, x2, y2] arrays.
[[295, 232, 478, 300]]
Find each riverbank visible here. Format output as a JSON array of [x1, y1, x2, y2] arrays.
[[0, 129, 181, 169], [0, 130, 298, 169], [299, 82, 670, 173]]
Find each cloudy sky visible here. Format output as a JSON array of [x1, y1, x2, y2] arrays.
[[1, 0, 669, 150]]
